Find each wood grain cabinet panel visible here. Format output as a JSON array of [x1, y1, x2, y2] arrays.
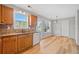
[[2, 5, 13, 24], [17, 34, 33, 53], [0, 5, 1, 23], [2, 36, 17, 54], [26, 34, 33, 48], [0, 38, 2, 54], [31, 15, 37, 27], [17, 35, 26, 52], [28, 15, 37, 30], [23, 35, 28, 49]]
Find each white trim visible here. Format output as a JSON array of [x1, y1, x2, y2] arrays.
[[75, 9, 77, 44], [30, 15, 31, 25], [13, 9, 28, 29]]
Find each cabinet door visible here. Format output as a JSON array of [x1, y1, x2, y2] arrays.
[[0, 5, 1, 23], [28, 15, 37, 30], [17, 35, 26, 52], [2, 5, 13, 24], [3, 36, 17, 54], [26, 34, 33, 48], [0, 38, 2, 54], [29, 34, 33, 47], [31, 15, 37, 27]]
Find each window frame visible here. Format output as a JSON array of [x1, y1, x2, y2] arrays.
[[13, 10, 28, 29]]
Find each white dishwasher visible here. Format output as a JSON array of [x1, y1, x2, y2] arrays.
[[33, 33, 41, 46]]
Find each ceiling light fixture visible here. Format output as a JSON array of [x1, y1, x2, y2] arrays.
[[26, 4, 39, 16], [27, 5, 32, 8]]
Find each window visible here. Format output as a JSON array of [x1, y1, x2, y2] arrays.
[[45, 20, 51, 32], [14, 12, 28, 29], [36, 19, 51, 32]]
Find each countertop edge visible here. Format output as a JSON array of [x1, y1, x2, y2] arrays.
[[0, 32, 34, 37]]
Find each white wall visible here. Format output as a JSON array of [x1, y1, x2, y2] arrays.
[[52, 19, 69, 36], [61, 20, 69, 37], [51, 17, 75, 39], [69, 18, 75, 39], [51, 20, 62, 36]]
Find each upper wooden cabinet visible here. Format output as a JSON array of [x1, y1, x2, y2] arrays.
[[28, 14, 37, 30], [2, 36, 17, 54], [2, 5, 13, 24], [0, 5, 1, 23]]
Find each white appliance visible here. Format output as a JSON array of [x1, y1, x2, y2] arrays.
[[33, 33, 41, 45]]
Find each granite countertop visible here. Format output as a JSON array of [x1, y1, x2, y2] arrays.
[[0, 32, 34, 37]]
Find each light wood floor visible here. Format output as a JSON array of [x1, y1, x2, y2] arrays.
[[22, 36, 78, 54]]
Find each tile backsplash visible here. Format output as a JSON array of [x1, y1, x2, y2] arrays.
[[0, 24, 12, 34], [0, 24, 31, 34], [0, 24, 6, 34]]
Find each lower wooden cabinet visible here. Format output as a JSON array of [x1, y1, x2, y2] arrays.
[[17, 34, 33, 52], [0, 33, 33, 54], [26, 34, 33, 48], [17, 35, 26, 52], [2, 36, 17, 54], [0, 38, 2, 54]]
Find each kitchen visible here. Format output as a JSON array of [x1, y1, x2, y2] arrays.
[[0, 1, 79, 59], [0, 4, 41, 54], [0, 4, 79, 54]]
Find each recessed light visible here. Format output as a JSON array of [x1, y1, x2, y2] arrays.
[[27, 5, 32, 8]]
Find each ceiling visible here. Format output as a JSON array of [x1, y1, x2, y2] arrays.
[[13, 4, 79, 20]]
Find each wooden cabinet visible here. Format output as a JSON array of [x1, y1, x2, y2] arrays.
[[31, 15, 37, 27], [26, 34, 33, 48], [0, 38, 2, 54], [2, 36, 17, 54], [17, 34, 33, 52], [0, 33, 33, 54], [2, 5, 13, 24], [28, 14, 37, 30], [0, 5, 1, 23], [17, 34, 26, 52]]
